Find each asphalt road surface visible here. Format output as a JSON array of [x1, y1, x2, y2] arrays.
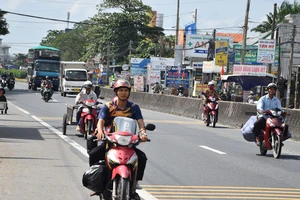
[[1, 81, 300, 200]]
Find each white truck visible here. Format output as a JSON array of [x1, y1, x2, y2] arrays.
[[59, 61, 88, 97]]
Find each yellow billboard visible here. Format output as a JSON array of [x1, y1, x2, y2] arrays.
[[215, 41, 228, 66]]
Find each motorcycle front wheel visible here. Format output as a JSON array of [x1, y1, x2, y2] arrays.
[[116, 176, 130, 200], [272, 134, 282, 159]]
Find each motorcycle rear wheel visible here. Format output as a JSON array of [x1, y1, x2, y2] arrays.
[[272, 134, 282, 159]]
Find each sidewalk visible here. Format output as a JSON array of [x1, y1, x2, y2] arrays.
[[0, 103, 91, 200]]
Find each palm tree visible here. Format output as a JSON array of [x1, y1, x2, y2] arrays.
[[251, 0, 300, 33]]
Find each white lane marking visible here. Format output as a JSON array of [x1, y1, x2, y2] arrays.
[[14, 104, 30, 115], [199, 145, 227, 155], [52, 100, 58, 102], [10, 101, 157, 200]]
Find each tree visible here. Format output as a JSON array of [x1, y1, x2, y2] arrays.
[[0, 10, 9, 35], [82, 0, 164, 64], [251, 0, 300, 33], [40, 22, 90, 61], [12, 53, 27, 67]]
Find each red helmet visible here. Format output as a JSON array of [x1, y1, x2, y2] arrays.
[[113, 79, 131, 92]]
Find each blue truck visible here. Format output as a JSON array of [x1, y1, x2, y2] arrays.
[[27, 46, 60, 91]]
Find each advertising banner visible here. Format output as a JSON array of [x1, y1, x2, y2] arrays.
[[134, 75, 144, 92], [215, 41, 228, 66], [165, 66, 190, 88], [257, 39, 276, 63], [233, 65, 267, 76], [130, 58, 150, 75], [185, 34, 233, 58]]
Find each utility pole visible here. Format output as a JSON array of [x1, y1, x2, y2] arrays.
[[175, 0, 180, 45], [276, 37, 281, 99], [286, 25, 296, 108], [129, 40, 132, 55], [295, 66, 299, 109], [268, 3, 277, 74], [194, 9, 197, 31], [241, 0, 251, 65], [106, 45, 110, 85]]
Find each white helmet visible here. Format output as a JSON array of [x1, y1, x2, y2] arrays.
[[83, 81, 93, 89], [208, 81, 214, 86]]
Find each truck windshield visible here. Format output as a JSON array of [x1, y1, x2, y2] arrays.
[[35, 62, 60, 73], [65, 71, 87, 81]]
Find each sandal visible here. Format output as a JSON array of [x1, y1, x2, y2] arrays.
[[90, 191, 100, 196], [131, 192, 140, 200]]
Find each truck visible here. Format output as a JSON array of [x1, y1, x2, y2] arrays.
[[27, 46, 60, 91], [59, 61, 88, 97]]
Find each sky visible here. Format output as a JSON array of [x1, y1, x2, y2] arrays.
[[0, 0, 292, 55]]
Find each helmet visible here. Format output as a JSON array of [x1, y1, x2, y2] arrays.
[[208, 81, 214, 86], [250, 91, 254, 95], [45, 76, 49, 79], [267, 83, 277, 90], [113, 79, 131, 92], [83, 80, 93, 89]]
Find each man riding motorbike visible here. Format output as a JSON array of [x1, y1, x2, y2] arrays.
[[41, 76, 53, 97], [7, 72, 15, 82], [89, 79, 148, 199], [75, 81, 98, 132], [202, 81, 219, 121], [253, 83, 282, 146], [247, 91, 255, 104], [177, 85, 184, 96]]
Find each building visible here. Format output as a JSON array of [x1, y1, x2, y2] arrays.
[[0, 38, 10, 68]]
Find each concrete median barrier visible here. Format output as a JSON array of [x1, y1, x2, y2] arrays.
[[100, 88, 300, 141]]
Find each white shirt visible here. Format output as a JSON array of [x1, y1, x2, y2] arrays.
[[75, 89, 97, 105]]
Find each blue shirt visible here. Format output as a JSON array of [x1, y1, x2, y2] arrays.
[[256, 94, 282, 118]]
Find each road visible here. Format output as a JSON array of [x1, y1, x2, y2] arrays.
[[1, 81, 300, 200]]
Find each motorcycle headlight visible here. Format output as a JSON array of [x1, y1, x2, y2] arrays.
[[115, 135, 132, 146], [270, 110, 277, 116], [281, 123, 285, 128], [85, 101, 94, 107], [211, 98, 216, 101]]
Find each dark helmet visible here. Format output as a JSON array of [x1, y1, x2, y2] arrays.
[[267, 83, 277, 90], [113, 79, 131, 92], [83, 81, 93, 89]]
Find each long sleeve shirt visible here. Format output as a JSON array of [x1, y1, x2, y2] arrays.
[[256, 94, 282, 119], [75, 89, 97, 105]]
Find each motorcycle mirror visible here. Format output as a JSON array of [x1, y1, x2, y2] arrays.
[[145, 124, 156, 131]]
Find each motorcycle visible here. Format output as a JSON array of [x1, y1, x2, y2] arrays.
[[95, 117, 155, 200], [7, 79, 15, 91], [79, 99, 102, 139], [202, 93, 219, 127], [1, 76, 7, 88], [258, 108, 290, 159], [41, 84, 53, 102]]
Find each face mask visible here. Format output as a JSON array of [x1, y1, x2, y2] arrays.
[[209, 86, 214, 90]]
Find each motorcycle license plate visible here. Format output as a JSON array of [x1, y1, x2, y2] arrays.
[[74, 88, 80, 92]]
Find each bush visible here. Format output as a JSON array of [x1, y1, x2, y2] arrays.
[[0, 69, 27, 78]]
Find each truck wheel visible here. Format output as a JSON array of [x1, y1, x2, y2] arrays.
[[63, 92, 66, 97]]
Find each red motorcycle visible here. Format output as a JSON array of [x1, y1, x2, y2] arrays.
[[100, 116, 155, 200], [258, 108, 290, 159], [79, 99, 101, 139], [202, 93, 219, 127]]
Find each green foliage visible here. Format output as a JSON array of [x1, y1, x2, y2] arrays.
[[251, 0, 300, 33], [0, 69, 27, 78], [83, 0, 164, 64], [12, 53, 28, 67], [0, 10, 9, 35]]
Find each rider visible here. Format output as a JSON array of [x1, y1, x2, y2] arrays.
[[90, 79, 148, 199], [75, 80, 98, 132], [41, 76, 53, 97], [253, 83, 282, 146], [177, 85, 184, 95], [247, 91, 255, 104], [202, 81, 219, 121], [7, 72, 15, 81]]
